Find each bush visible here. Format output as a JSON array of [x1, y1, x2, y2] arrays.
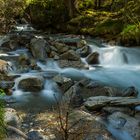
[[120, 24, 140, 45], [25, 0, 68, 29], [0, 0, 26, 33]]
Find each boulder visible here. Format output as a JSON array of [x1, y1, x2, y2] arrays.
[[77, 40, 87, 48], [84, 96, 140, 110], [77, 45, 91, 57], [60, 50, 81, 61], [67, 110, 115, 140], [86, 52, 99, 64], [1, 35, 31, 51], [30, 38, 47, 60], [55, 42, 69, 54], [58, 60, 87, 69], [63, 84, 84, 107], [53, 74, 74, 93], [108, 112, 140, 140], [18, 76, 44, 92], [0, 59, 12, 74], [122, 86, 138, 97], [4, 108, 21, 127], [18, 53, 30, 66], [64, 79, 121, 100]]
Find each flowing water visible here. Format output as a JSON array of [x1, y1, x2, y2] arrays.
[[1, 25, 140, 140]]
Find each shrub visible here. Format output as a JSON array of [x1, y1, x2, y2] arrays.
[[0, 0, 26, 33], [120, 24, 140, 45]]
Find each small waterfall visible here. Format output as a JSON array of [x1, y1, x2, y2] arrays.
[[99, 47, 125, 66], [12, 73, 61, 108], [99, 46, 140, 66], [37, 59, 60, 72]]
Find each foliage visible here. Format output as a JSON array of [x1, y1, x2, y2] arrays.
[[0, 100, 6, 140], [24, 0, 68, 29], [0, 0, 26, 33], [121, 24, 140, 45], [0, 89, 6, 97]]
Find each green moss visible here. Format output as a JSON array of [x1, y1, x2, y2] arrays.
[[120, 24, 140, 44], [0, 100, 6, 140], [95, 18, 124, 35]]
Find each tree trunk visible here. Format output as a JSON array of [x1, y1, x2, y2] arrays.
[[65, 0, 77, 18]]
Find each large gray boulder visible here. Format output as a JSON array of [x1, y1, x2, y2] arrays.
[[60, 50, 81, 61], [84, 96, 140, 110], [18, 76, 44, 92], [30, 38, 47, 60], [4, 108, 21, 127]]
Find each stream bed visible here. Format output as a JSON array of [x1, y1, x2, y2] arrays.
[[1, 24, 140, 140]]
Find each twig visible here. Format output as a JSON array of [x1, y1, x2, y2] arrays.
[[7, 125, 29, 140]]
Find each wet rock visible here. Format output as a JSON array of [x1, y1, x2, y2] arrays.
[[77, 80, 118, 98], [108, 112, 140, 140], [122, 86, 138, 97], [77, 40, 87, 48], [30, 38, 47, 60], [77, 45, 91, 57], [52, 42, 69, 54], [53, 74, 71, 84], [54, 55, 59, 60], [60, 50, 81, 61], [49, 45, 57, 52], [30, 59, 38, 69], [63, 84, 84, 107], [18, 53, 30, 66], [5, 108, 21, 127], [18, 76, 44, 92], [58, 60, 86, 69], [53, 74, 74, 93], [66, 79, 120, 99], [84, 96, 140, 110], [86, 52, 99, 64], [49, 51, 59, 58], [1, 40, 18, 51], [1, 35, 31, 51]]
